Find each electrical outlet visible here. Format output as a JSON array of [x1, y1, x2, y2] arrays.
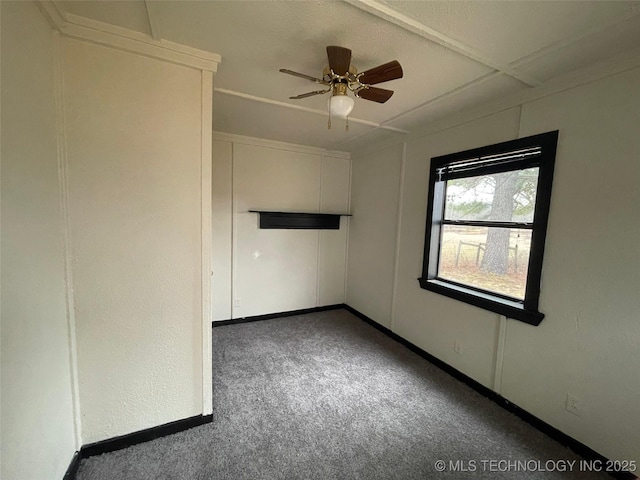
[[234, 298, 241, 307], [453, 340, 462, 355], [566, 393, 581, 416]]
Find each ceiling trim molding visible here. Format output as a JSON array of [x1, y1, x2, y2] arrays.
[[380, 71, 505, 127], [343, 0, 541, 87], [410, 45, 640, 143], [38, 0, 66, 30], [214, 88, 410, 134], [64, 13, 220, 63], [329, 126, 403, 151], [60, 20, 219, 72], [518, 45, 640, 104], [375, 5, 639, 130], [348, 46, 640, 156], [144, 0, 163, 41], [38, 1, 220, 72], [213, 131, 351, 159], [509, 4, 640, 69]]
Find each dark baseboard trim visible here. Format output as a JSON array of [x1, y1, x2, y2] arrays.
[[63, 451, 80, 480], [80, 413, 213, 459], [212, 303, 346, 327], [343, 305, 497, 395], [343, 305, 637, 480]]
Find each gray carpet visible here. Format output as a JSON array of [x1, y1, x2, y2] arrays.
[[76, 309, 610, 479]]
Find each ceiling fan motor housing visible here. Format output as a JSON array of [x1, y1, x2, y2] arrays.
[[332, 82, 349, 97]]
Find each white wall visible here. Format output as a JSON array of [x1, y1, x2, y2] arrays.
[[347, 68, 640, 464], [0, 2, 77, 478], [501, 69, 640, 463], [318, 156, 351, 306], [394, 107, 522, 386], [212, 134, 350, 320], [62, 37, 211, 444], [346, 143, 403, 328], [212, 140, 234, 320]]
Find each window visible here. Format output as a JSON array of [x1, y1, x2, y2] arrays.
[[419, 131, 558, 325]]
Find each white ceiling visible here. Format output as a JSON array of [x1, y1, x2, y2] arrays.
[[56, 0, 640, 152]]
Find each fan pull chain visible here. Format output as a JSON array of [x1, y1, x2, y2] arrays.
[[345, 117, 349, 132], [328, 110, 332, 130]]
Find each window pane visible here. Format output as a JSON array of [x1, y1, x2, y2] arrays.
[[444, 168, 539, 223], [437, 225, 531, 300]]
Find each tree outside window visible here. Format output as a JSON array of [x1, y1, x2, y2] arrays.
[[419, 131, 558, 325]]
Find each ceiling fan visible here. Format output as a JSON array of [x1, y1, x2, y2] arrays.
[[279, 46, 403, 129]]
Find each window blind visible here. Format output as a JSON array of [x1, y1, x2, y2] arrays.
[[437, 147, 542, 181]]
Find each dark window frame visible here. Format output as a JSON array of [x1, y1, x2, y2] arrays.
[[418, 131, 559, 326]]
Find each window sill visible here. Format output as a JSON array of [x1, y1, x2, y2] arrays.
[[417, 278, 544, 326]]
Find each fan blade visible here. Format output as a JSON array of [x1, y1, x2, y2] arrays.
[[279, 69, 327, 84], [357, 87, 394, 103], [359, 60, 403, 85], [289, 89, 330, 99], [326, 46, 351, 76]]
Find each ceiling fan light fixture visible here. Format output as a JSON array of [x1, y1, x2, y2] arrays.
[[280, 46, 402, 127], [328, 95, 355, 118], [327, 83, 354, 118]]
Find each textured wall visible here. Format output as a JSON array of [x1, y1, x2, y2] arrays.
[[317, 156, 351, 307], [347, 69, 640, 464], [346, 143, 403, 328], [0, 2, 77, 478], [501, 68, 640, 464], [234, 142, 321, 317], [212, 136, 350, 320], [62, 38, 204, 444], [212, 140, 233, 321], [393, 108, 521, 387]]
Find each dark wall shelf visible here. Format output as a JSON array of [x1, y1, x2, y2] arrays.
[[249, 211, 351, 230]]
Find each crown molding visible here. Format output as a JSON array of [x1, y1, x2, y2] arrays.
[[38, 1, 220, 72], [213, 131, 351, 159]]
